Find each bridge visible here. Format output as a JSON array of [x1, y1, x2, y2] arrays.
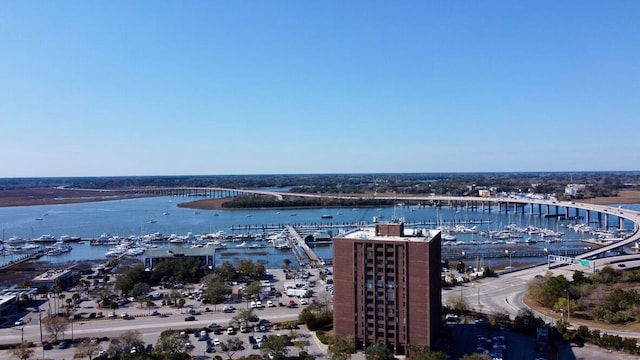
[[64, 186, 640, 260]]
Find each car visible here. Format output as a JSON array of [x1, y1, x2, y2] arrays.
[[223, 305, 235, 313], [618, 263, 626, 268], [58, 341, 70, 349], [267, 300, 275, 307], [299, 299, 308, 305], [107, 311, 117, 318], [42, 342, 53, 350], [213, 338, 221, 346], [208, 322, 221, 329], [14, 319, 25, 326], [184, 316, 196, 321], [227, 327, 235, 335], [206, 345, 216, 353]]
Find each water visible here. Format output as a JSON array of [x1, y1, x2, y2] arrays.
[[0, 196, 638, 268]]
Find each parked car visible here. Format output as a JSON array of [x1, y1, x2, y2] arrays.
[[58, 341, 70, 349], [184, 316, 196, 321]]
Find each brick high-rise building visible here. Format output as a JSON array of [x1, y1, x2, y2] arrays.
[[333, 222, 442, 355]]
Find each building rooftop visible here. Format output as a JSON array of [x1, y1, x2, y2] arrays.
[[32, 269, 71, 282], [341, 223, 440, 242], [143, 247, 216, 258]]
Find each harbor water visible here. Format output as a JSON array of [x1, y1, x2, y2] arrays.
[[1, 196, 638, 269]]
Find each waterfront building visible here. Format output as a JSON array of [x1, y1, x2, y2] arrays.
[[31, 269, 73, 290], [142, 247, 216, 269], [333, 222, 442, 356]]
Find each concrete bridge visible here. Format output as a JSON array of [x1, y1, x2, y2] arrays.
[[67, 186, 640, 260]]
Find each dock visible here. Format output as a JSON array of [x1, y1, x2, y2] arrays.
[[286, 226, 323, 266]]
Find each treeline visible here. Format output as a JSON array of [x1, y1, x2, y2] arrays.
[[221, 195, 396, 209], [115, 258, 265, 296], [2, 172, 639, 198], [528, 267, 640, 325]]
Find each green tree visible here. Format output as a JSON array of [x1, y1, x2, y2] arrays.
[[365, 342, 395, 360], [260, 334, 289, 360], [232, 308, 257, 327], [460, 354, 490, 360], [154, 331, 191, 360], [328, 335, 355, 360], [283, 258, 292, 270], [243, 281, 263, 303], [215, 262, 237, 281], [204, 279, 231, 310], [408, 344, 450, 360]]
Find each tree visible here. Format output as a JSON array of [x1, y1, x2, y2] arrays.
[[154, 331, 190, 359], [204, 279, 231, 310], [220, 337, 244, 360], [460, 354, 490, 360], [260, 334, 289, 360], [243, 281, 263, 303], [283, 258, 292, 270], [74, 340, 102, 360], [232, 308, 258, 327], [365, 342, 395, 360], [215, 262, 237, 281], [408, 344, 449, 360], [43, 314, 69, 341], [11, 342, 34, 360], [117, 330, 145, 354], [328, 335, 355, 360], [448, 296, 469, 313]]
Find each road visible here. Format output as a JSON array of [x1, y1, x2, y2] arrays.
[[443, 259, 640, 339]]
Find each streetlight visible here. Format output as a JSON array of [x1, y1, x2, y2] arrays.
[[565, 288, 570, 324], [544, 248, 549, 269]]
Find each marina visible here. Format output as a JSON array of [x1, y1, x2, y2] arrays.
[[0, 195, 638, 270]]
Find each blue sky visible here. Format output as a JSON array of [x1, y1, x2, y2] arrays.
[[1, 1, 638, 177]]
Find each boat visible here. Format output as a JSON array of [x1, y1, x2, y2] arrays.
[[235, 241, 247, 248], [149, 220, 157, 224], [5, 236, 26, 245], [273, 238, 290, 250], [321, 215, 333, 219], [33, 234, 58, 243]]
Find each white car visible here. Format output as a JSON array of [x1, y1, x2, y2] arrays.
[[213, 338, 221, 346], [267, 300, 275, 307], [299, 299, 308, 305]]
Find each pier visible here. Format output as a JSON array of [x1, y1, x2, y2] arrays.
[[287, 226, 323, 266]]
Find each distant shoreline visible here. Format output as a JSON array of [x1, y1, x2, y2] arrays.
[[1, 188, 639, 208]]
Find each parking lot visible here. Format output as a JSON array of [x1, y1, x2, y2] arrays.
[[0, 267, 332, 359]]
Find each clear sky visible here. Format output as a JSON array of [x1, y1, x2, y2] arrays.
[[1, 1, 638, 177]]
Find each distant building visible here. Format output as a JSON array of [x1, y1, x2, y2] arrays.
[[143, 247, 215, 269], [32, 269, 73, 290], [478, 189, 491, 197], [565, 184, 586, 198], [333, 222, 442, 355]]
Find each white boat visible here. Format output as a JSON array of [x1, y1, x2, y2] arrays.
[[5, 236, 26, 245], [11, 242, 41, 253], [235, 241, 247, 248], [34, 234, 57, 243], [442, 233, 457, 241]]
